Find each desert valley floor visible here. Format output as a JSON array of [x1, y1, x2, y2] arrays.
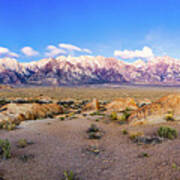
[[1, 85, 180, 180]]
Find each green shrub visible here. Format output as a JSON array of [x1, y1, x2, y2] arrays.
[[129, 131, 144, 140], [165, 113, 174, 121], [17, 139, 28, 148], [122, 129, 128, 135], [172, 163, 177, 169], [90, 111, 105, 116], [138, 152, 149, 158], [1, 121, 16, 131], [63, 170, 78, 180], [110, 112, 118, 120], [88, 132, 102, 139], [87, 124, 99, 133], [87, 124, 102, 139], [0, 139, 11, 159], [158, 126, 177, 140]]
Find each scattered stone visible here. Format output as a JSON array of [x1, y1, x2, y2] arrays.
[[19, 154, 35, 163], [133, 136, 163, 145], [86, 145, 101, 155]]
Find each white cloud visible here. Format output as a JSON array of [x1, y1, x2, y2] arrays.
[[21, 46, 39, 57], [8, 52, 19, 58], [0, 47, 19, 58], [83, 48, 92, 54], [0, 47, 9, 54], [59, 43, 92, 54], [59, 43, 81, 52], [114, 46, 154, 59], [45, 45, 67, 57]]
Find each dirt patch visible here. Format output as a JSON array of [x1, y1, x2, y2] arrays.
[[0, 117, 180, 180]]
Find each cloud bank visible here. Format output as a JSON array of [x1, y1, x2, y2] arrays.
[[114, 46, 154, 59], [45, 45, 67, 57], [59, 43, 92, 54], [0, 47, 19, 58], [21, 47, 39, 57]]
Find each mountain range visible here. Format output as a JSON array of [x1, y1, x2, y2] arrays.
[[1, 55, 180, 86]]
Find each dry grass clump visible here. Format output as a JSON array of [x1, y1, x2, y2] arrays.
[[129, 131, 144, 140]]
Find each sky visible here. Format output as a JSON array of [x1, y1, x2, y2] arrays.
[[0, 0, 180, 62]]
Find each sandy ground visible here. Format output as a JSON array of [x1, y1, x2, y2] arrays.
[[1, 117, 180, 180]]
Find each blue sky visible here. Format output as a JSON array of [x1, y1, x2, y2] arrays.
[[0, 0, 180, 62]]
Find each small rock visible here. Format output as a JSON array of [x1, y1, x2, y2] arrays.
[[134, 136, 163, 145]]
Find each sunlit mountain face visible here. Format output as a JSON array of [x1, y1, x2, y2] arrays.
[[0, 55, 180, 85]]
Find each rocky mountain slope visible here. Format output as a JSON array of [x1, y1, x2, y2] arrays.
[[1, 56, 180, 85]]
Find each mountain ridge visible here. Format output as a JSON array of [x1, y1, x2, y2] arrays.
[[1, 55, 180, 85]]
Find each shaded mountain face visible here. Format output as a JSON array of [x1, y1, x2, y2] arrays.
[[1, 56, 180, 85]]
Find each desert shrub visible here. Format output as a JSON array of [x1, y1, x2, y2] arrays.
[[63, 170, 78, 180], [0, 139, 11, 159], [88, 132, 102, 139], [1, 122, 16, 131], [158, 126, 177, 139], [17, 139, 28, 148], [87, 124, 103, 139], [60, 117, 65, 121], [122, 129, 128, 135], [138, 152, 149, 158], [119, 108, 131, 121], [129, 131, 144, 140], [172, 163, 177, 169], [68, 112, 75, 117], [90, 111, 105, 116], [110, 112, 118, 120], [123, 108, 131, 119], [87, 124, 99, 133], [165, 113, 174, 121]]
